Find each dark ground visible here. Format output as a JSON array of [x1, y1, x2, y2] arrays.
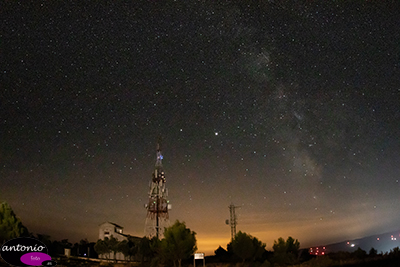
[[2, 257, 400, 267]]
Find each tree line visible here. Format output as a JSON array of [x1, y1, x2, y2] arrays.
[[212, 232, 301, 266], [92, 223, 299, 266], [3, 200, 400, 267], [94, 220, 196, 267], [0, 201, 98, 258]]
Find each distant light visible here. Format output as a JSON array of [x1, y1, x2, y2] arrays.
[[215, 132, 218, 136], [322, 252, 325, 255], [351, 244, 355, 247], [377, 238, 379, 241]]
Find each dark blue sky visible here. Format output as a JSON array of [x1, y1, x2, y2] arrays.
[[1, 1, 399, 254]]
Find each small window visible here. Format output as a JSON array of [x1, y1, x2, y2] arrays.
[[104, 231, 109, 235]]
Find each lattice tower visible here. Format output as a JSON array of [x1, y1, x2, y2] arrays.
[[144, 142, 170, 239]]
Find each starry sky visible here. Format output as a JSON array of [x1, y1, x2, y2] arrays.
[[1, 1, 400, 255]]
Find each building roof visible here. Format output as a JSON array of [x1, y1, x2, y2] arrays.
[[99, 221, 124, 229]]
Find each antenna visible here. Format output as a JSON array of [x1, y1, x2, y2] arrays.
[[144, 138, 170, 239], [226, 203, 240, 241]]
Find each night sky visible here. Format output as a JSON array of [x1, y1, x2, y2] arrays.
[[1, 1, 400, 255]]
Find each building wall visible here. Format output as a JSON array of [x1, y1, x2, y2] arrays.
[[98, 222, 128, 260], [98, 251, 126, 261], [99, 222, 126, 241]]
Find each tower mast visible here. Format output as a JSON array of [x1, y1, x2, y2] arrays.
[[144, 138, 170, 238], [226, 203, 240, 241]]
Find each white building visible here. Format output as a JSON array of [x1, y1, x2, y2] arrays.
[[98, 222, 140, 261], [99, 222, 126, 242]]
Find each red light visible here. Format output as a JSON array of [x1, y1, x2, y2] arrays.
[[322, 252, 325, 255]]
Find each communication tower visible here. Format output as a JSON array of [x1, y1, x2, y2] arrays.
[[226, 203, 240, 241], [144, 140, 171, 239]]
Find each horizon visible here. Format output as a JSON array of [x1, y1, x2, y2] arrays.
[[8, 201, 400, 256]]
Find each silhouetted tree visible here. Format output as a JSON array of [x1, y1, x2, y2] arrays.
[[285, 236, 300, 255], [328, 251, 351, 262], [78, 238, 89, 257], [214, 246, 232, 262], [108, 235, 120, 261], [215, 246, 227, 256], [36, 234, 52, 254], [118, 240, 130, 260], [51, 240, 61, 255], [161, 220, 197, 267], [72, 242, 79, 256], [369, 247, 378, 257], [272, 237, 286, 253], [61, 239, 72, 249], [127, 237, 138, 261], [303, 255, 334, 266], [150, 237, 162, 267], [88, 242, 98, 258], [139, 237, 152, 263], [389, 247, 400, 258], [94, 237, 111, 259], [230, 231, 266, 264], [353, 247, 367, 259], [272, 236, 300, 265], [298, 248, 314, 263], [0, 201, 29, 244], [117, 238, 137, 261]]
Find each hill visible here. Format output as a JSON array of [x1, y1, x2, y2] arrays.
[[310, 230, 400, 255]]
